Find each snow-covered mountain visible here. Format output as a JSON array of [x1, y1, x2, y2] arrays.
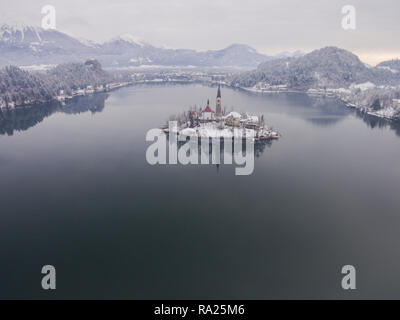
[[0, 24, 96, 52], [230, 46, 400, 89], [0, 23, 272, 68], [0, 23, 96, 66], [376, 59, 400, 73], [100, 35, 150, 53], [198, 44, 271, 67]]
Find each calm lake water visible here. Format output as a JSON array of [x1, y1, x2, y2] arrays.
[[1, 84, 400, 299]]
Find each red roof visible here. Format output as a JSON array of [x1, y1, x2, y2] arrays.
[[203, 106, 213, 113]]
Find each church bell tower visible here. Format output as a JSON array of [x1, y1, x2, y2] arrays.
[[216, 85, 222, 117]]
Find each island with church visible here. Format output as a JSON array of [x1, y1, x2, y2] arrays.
[[162, 85, 280, 141]]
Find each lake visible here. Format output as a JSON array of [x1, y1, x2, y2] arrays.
[[1, 84, 400, 299]]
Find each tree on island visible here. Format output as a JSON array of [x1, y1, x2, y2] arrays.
[[372, 98, 381, 111], [258, 115, 265, 128], [189, 110, 194, 127]]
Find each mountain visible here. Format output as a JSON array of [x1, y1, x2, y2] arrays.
[[88, 41, 271, 68], [230, 47, 400, 89], [376, 59, 400, 73], [0, 23, 91, 50], [0, 23, 271, 68], [0, 23, 95, 66], [198, 44, 272, 67]]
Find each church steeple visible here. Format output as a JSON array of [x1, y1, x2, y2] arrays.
[[217, 85, 221, 98], [216, 85, 222, 117]]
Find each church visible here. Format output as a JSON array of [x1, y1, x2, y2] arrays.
[[199, 85, 222, 122]]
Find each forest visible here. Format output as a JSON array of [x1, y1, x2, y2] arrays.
[[0, 59, 112, 109]]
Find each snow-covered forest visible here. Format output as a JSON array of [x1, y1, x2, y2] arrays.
[[0, 59, 112, 108]]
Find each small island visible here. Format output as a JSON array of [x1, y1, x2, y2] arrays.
[[162, 85, 280, 141]]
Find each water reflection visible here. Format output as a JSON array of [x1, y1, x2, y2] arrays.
[[287, 93, 400, 133], [2, 85, 400, 140], [174, 137, 274, 168], [236, 89, 350, 127], [238, 89, 400, 135], [0, 93, 109, 136], [354, 109, 400, 137], [2, 84, 400, 299]]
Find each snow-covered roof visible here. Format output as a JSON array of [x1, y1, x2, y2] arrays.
[[225, 111, 241, 119], [243, 115, 259, 124]]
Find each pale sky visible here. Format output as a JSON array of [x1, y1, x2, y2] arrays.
[[1, 0, 399, 65]]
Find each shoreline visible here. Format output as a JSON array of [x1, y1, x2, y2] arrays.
[[2, 80, 399, 124], [234, 85, 400, 122], [0, 81, 132, 110]]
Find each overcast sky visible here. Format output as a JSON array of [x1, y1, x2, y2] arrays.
[[1, 0, 399, 65]]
